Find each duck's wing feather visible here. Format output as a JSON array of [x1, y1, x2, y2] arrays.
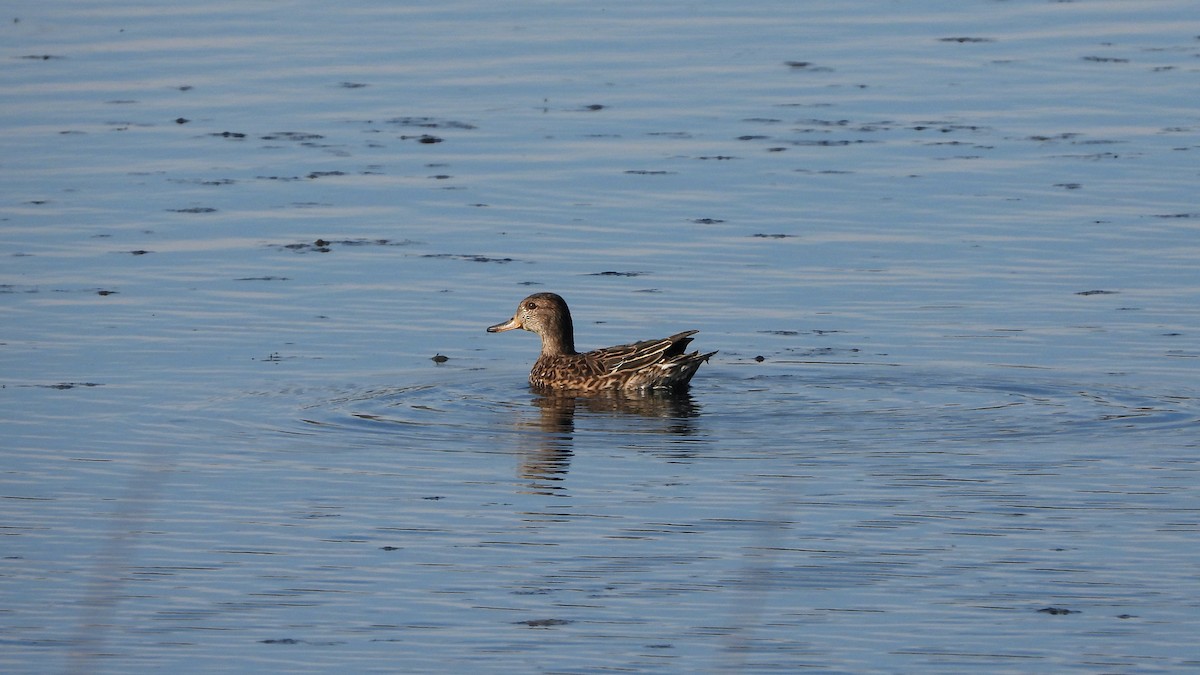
[[588, 330, 698, 373]]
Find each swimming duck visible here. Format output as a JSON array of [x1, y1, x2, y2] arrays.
[[487, 292, 715, 392]]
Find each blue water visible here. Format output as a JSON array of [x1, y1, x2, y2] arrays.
[[3, 1, 1198, 672]]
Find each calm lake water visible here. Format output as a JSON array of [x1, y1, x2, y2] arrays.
[[3, 0, 1199, 672]]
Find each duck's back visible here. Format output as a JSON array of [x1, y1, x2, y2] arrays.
[[531, 331, 713, 392]]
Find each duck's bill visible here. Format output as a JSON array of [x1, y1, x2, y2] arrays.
[[486, 317, 521, 333]]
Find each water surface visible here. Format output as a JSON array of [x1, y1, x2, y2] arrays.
[[2, 1, 1199, 672]]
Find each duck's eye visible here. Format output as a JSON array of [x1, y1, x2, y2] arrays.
[[525, 301, 537, 310]]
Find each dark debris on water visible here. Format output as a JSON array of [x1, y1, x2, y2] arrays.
[[261, 131, 325, 142], [420, 253, 514, 264], [385, 116, 476, 130], [783, 61, 834, 72], [516, 618, 573, 628], [272, 238, 420, 253]]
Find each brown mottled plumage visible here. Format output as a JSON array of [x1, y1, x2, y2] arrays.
[[487, 292, 715, 392]]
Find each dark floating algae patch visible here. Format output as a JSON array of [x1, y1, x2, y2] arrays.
[[272, 238, 420, 253], [784, 60, 834, 72], [516, 618, 573, 628], [420, 253, 515, 264], [262, 131, 326, 142], [588, 270, 647, 277], [385, 116, 476, 130], [28, 382, 104, 390], [167, 178, 236, 186], [789, 139, 876, 147]]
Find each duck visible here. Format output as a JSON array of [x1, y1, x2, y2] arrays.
[[487, 292, 715, 392]]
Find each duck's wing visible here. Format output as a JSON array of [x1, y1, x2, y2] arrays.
[[589, 330, 699, 374]]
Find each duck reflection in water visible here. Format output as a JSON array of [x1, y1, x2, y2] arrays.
[[516, 386, 704, 491]]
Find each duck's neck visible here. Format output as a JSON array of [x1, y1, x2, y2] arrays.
[[538, 313, 576, 357]]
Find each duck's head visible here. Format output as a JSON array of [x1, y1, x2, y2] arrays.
[[487, 292, 576, 355]]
